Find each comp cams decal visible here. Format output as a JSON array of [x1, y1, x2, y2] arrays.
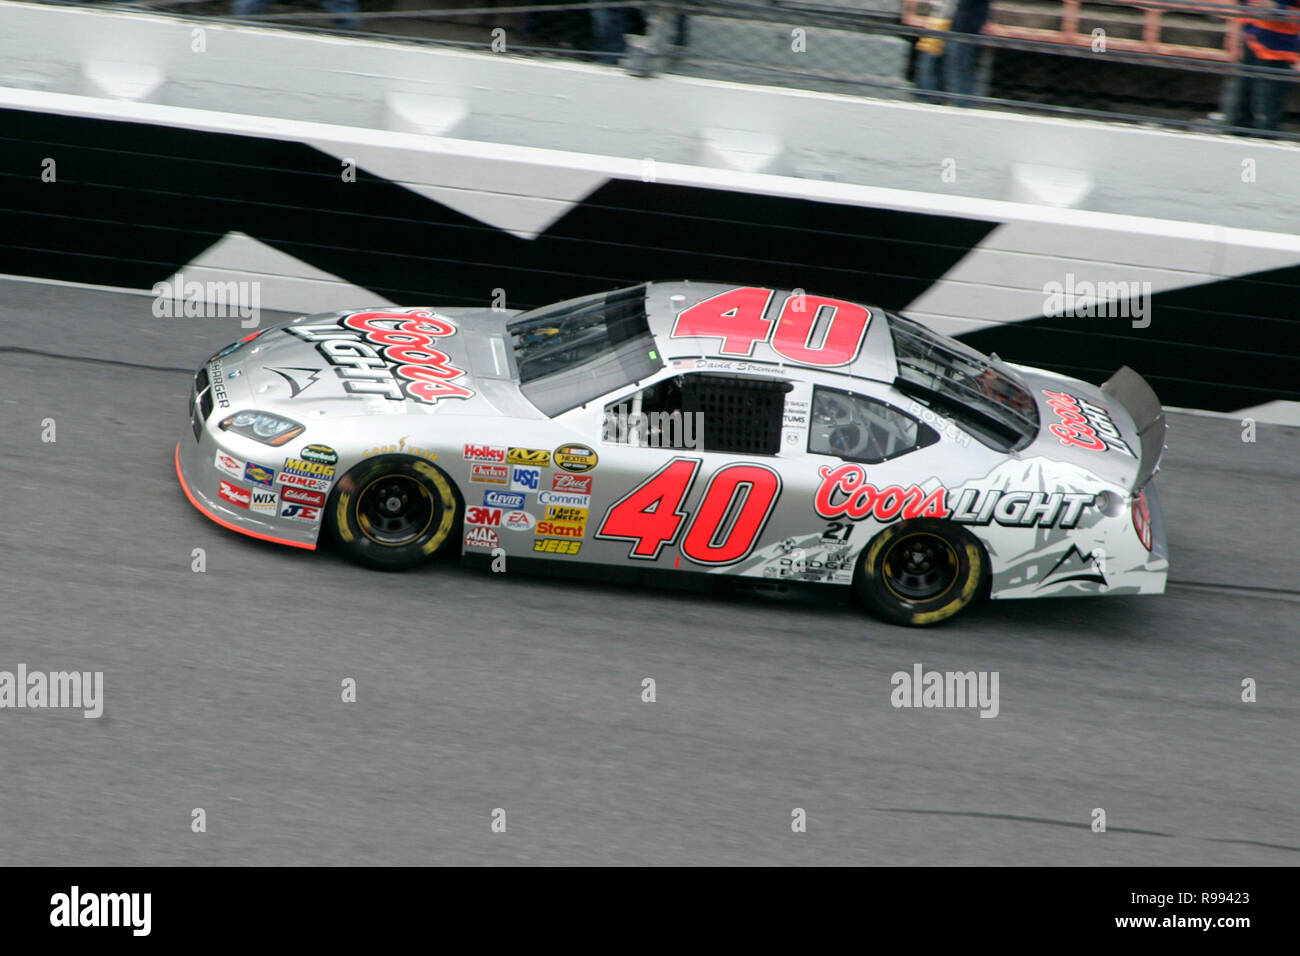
[[286, 309, 473, 406]]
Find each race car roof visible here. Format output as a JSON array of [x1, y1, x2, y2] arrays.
[[644, 280, 898, 386]]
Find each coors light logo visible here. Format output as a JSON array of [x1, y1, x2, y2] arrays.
[[286, 309, 472, 406]]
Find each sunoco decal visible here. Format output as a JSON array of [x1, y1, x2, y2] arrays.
[[286, 309, 473, 406]]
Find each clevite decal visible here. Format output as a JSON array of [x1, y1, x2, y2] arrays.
[[286, 309, 473, 406]]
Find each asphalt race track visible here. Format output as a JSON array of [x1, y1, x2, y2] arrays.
[[1, 277, 1297, 865]]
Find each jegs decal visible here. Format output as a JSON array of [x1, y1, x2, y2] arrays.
[[286, 309, 473, 405], [1041, 390, 1135, 457]]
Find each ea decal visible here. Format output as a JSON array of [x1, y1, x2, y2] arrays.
[[553, 443, 598, 473]]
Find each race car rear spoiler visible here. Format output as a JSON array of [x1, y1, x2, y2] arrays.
[[1101, 366, 1166, 491]]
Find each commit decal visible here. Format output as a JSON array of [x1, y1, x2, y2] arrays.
[[287, 309, 473, 405]]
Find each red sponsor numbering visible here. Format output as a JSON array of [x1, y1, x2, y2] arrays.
[[671, 287, 871, 367], [596, 458, 781, 565]]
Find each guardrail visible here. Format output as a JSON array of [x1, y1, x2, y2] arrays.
[[55, 0, 1300, 138], [902, 0, 1245, 62]]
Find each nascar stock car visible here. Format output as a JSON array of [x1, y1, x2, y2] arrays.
[[177, 280, 1168, 626]]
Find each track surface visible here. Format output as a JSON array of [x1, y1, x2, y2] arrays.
[[1, 279, 1297, 865]]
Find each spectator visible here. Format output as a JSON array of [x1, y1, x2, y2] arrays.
[[231, 0, 360, 32], [1225, 0, 1300, 133], [914, 0, 957, 103], [944, 0, 992, 105], [588, 3, 631, 64]]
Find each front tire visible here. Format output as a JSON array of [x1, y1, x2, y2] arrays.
[[329, 455, 460, 570], [854, 519, 986, 627]]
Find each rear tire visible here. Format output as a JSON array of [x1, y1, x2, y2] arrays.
[[329, 455, 460, 570], [854, 519, 986, 627]]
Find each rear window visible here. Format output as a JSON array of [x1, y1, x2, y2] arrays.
[[888, 313, 1038, 452], [509, 285, 663, 417]]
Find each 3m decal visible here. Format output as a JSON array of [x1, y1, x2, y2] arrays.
[[1042, 390, 1136, 457], [596, 458, 782, 565], [466, 506, 503, 527], [286, 309, 473, 405], [671, 287, 871, 368]]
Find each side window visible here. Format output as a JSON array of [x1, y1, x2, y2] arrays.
[[603, 373, 792, 455], [809, 387, 938, 463]]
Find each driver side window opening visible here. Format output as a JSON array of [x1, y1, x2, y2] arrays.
[[603, 373, 792, 456], [809, 387, 938, 463]]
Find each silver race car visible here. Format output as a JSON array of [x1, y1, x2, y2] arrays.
[[177, 281, 1168, 626]]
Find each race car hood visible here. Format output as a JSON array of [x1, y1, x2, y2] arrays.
[[1014, 365, 1165, 492], [210, 307, 522, 419]]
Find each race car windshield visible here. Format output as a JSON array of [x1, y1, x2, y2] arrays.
[[509, 284, 664, 417], [887, 313, 1039, 452]]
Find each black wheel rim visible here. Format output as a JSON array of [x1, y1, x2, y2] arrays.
[[356, 474, 436, 546], [882, 532, 959, 601]]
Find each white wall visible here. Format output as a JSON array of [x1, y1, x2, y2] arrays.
[[0, 1, 1296, 233]]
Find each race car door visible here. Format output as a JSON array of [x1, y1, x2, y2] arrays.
[[580, 369, 800, 575]]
